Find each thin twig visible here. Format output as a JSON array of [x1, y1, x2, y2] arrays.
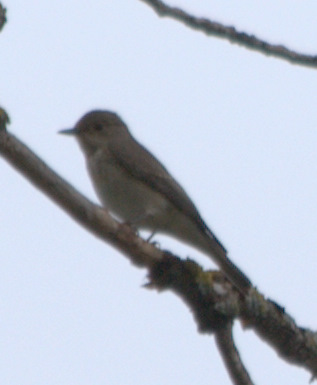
[[0, 3, 7, 32], [215, 323, 254, 385], [140, 0, 317, 68]]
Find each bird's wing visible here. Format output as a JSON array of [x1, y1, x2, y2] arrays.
[[110, 137, 227, 253]]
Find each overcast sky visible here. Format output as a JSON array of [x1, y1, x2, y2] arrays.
[[1, 1, 317, 384]]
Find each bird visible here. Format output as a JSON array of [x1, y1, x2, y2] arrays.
[[60, 110, 251, 293]]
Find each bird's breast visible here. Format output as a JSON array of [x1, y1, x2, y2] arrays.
[[86, 150, 170, 228]]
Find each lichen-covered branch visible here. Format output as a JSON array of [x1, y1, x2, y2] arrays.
[[140, 0, 317, 68], [242, 293, 317, 380], [149, 258, 317, 379]]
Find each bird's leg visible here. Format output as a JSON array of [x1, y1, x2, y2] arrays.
[[123, 212, 159, 245], [146, 230, 157, 242]]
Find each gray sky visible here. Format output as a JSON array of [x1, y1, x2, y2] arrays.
[[1, 1, 317, 384]]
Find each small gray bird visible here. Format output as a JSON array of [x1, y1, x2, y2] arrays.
[[60, 110, 251, 293]]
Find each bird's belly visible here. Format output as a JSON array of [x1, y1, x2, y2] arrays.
[[88, 160, 170, 229]]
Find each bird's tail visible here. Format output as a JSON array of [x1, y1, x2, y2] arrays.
[[203, 229, 252, 294]]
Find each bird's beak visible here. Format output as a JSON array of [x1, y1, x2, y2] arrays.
[[58, 128, 77, 135]]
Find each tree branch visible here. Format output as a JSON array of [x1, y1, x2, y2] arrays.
[[140, 0, 317, 68], [149, 260, 317, 379], [215, 323, 254, 385], [241, 294, 317, 381]]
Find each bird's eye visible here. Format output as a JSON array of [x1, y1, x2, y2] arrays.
[[94, 123, 103, 131]]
